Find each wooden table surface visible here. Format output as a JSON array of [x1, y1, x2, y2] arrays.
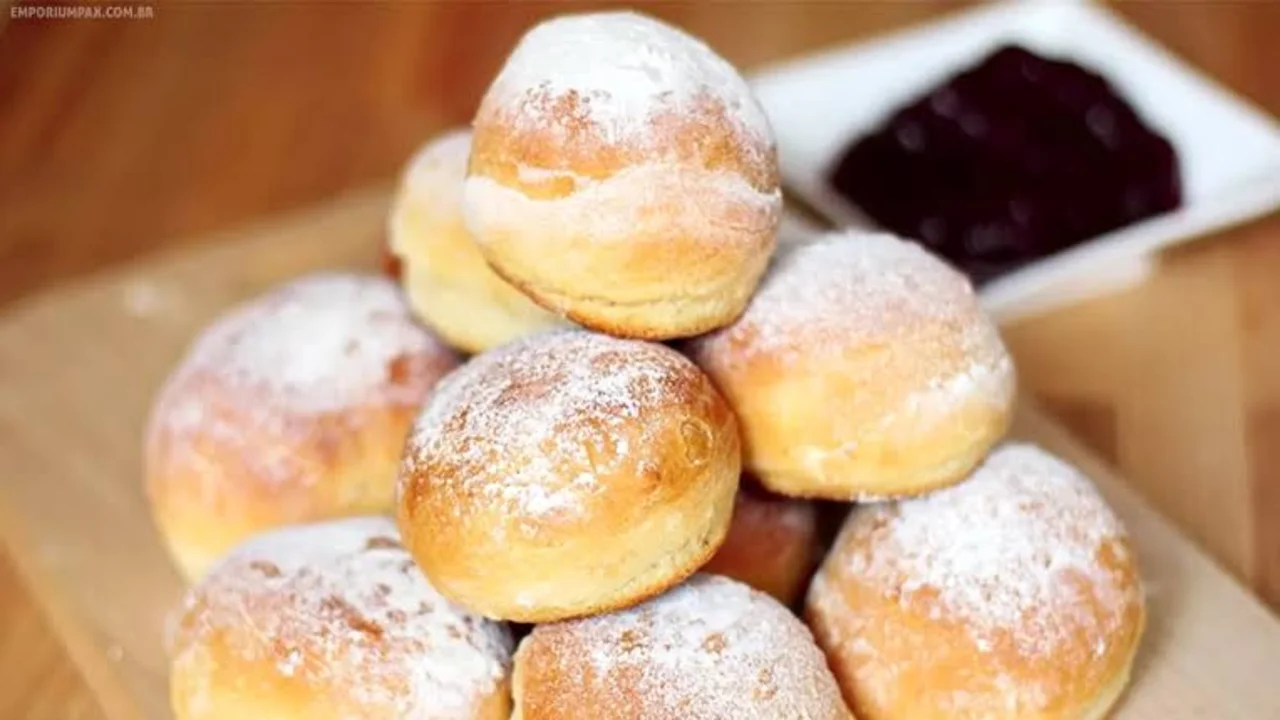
[[1, 2, 1277, 718]]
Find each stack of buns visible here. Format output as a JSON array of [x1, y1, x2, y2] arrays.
[[149, 10, 1144, 719]]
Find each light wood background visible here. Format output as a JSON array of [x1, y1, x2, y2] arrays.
[[1, 2, 1278, 718]]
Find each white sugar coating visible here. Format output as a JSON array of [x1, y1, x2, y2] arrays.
[[163, 273, 453, 417], [401, 128, 471, 197], [173, 517, 513, 717], [838, 443, 1136, 656], [148, 273, 457, 488], [695, 230, 988, 363], [484, 11, 772, 149], [527, 574, 847, 718], [689, 230, 1013, 417], [405, 331, 698, 522]]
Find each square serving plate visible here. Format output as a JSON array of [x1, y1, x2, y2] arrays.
[[750, 0, 1280, 321]]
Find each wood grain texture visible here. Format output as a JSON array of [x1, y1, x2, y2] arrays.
[[0, 550, 104, 720], [2, 190, 1280, 720], [1002, 222, 1279, 603], [0, 1, 1278, 717], [1230, 226, 1280, 607]]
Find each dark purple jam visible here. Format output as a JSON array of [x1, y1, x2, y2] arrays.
[[829, 45, 1182, 284]]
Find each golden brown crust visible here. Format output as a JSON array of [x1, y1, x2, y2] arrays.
[[145, 274, 459, 581], [512, 575, 853, 720], [709, 348, 1014, 500], [148, 402, 422, 582], [804, 444, 1145, 720], [397, 331, 741, 622], [172, 636, 514, 720], [807, 558, 1143, 720], [701, 486, 819, 606], [463, 12, 781, 340], [169, 518, 513, 720], [688, 232, 1016, 499], [388, 128, 566, 354]]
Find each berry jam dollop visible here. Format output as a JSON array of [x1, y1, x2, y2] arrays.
[[829, 45, 1182, 284]]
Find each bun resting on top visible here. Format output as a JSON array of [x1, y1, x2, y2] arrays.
[[464, 11, 782, 340]]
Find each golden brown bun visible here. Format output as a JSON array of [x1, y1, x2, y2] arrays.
[[701, 483, 819, 606], [145, 274, 459, 581], [397, 330, 740, 622], [805, 444, 1145, 720], [513, 574, 853, 719], [169, 517, 513, 720], [463, 11, 781, 340], [688, 231, 1016, 499], [388, 128, 566, 354]]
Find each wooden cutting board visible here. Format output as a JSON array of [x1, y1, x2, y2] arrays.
[[1, 187, 1278, 720]]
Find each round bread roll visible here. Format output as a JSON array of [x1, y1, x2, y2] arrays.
[[513, 574, 852, 719], [806, 443, 1145, 720], [464, 11, 782, 340], [146, 273, 459, 581], [169, 517, 513, 720], [687, 231, 1015, 499], [398, 330, 740, 622], [702, 483, 819, 606], [389, 128, 565, 353]]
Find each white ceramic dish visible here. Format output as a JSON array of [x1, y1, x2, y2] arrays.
[[751, 0, 1280, 322]]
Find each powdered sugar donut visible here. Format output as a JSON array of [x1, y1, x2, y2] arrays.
[[145, 273, 459, 580], [806, 443, 1145, 720], [464, 11, 781, 340], [169, 517, 513, 719], [388, 128, 565, 354], [687, 230, 1015, 499], [397, 330, 740, 622], [513, 574, 852, 719]]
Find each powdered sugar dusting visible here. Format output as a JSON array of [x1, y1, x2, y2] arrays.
[[527, 575, 847, 718], [689, 231, 1013, 417], [148, 273, 457, 489], [398, 128, 471, 213], [484, 11, 771, 148], [182, 274, 450, 415], [897, 329, 1015, 428], [173, 517, 512, 717], [695, 231, 986, 364], [841, 443, 1134, 657], [404, 331, 698, 522]]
